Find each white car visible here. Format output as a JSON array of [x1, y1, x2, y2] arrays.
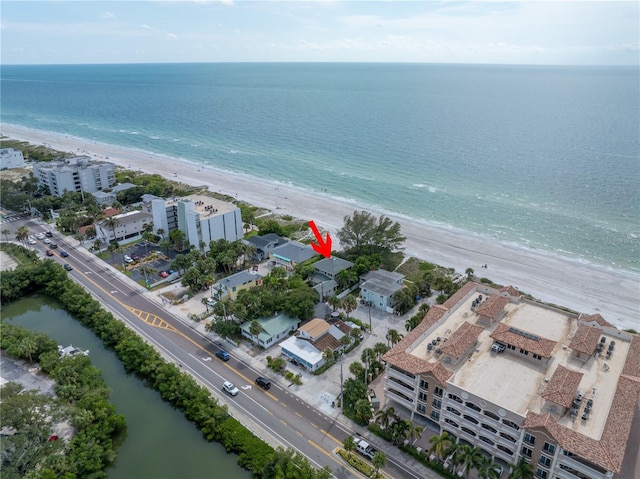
[[123, 255, 133, 264], [35, 233, 45, 239], [222, 381, 239, 396], [28, 238, 37, 244], [43, 238, 52, 244]]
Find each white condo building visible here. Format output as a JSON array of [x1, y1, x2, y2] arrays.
[[32, 156, 116, 197], [151, 194, 243, 252], [0, 148, 25, 169], [382, 282, 639, 479]]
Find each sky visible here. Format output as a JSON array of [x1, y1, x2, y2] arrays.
[[1, 1, 638, 65]]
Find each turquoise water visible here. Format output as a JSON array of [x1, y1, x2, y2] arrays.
[[1, 63, 638, 271]]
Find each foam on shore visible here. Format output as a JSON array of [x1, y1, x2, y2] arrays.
[[2, 122, 638, 330]]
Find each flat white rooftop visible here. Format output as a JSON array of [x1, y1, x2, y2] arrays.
[[166, 194, 237, 215], [409, 291, 631, 441]]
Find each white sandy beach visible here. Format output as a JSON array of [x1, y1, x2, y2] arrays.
[[2, 123, 639, 330]]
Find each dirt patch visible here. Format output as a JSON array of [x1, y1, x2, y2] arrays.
[[0, 250, 18, 271]]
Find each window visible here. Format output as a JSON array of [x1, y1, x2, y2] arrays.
[[533, 353, 542, 360], [524, 433, 536, 446], [417, 403, 426, 414], [420, 379, 429, 390], [484, 410, 500, 421], [434, 386, 443, 397], [535, 468, 548, 479], [444, 418, 459, 428], [539, 455, 552, 467], [500, 432, 517, 443], [521, 447, 533, 458], [431, 410, 440, 421], [419, 392, 428, 401], [508, 344, 516, 350], [479, 436, 495, 446], [432, 398, 442, 409], [463, 414, 479, 425], [446, 406, 461, 416], [543, 442, 556, 454], [466, 402, 481, 412], [497, 445, 514, 456], [481, 423, 497, 434], [503, 419, 520, 430], [461, 427, 477, 437], [448, 393, 463, 403]]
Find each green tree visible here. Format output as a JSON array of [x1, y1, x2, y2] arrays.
[[337, 210, 405, 256], [322, 348, 335, 364], [453, 444, 484, 478], [354, 398, 373, 424], [342, 295, 358, 319], [169, 228, 186, 251], [2, 228, 10, 241], [92, 237, 103, 252], [249, 319, 264, 343], [508, 457, 534, 479], [374, 406, 396, 429], [385, 328, 404, 347], [107, 241, 119, 265], [466, 267, 475, 281], [327, 295, 342, 312], [349, 361, 365, 381], [103, 216, 119, 242], [428, 431, 454, 462], [476, 455, 502, 479], [343, 435, 356, 459], [15, 225, 29, 244], [405, 422, 424, 445], [19, 336, 37, 362], [372, 451, 387, 479]]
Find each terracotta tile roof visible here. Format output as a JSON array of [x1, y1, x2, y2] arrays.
[[102, 207, 121, 217], [439, 321, 484, 359], [334, 320, 352, 336], [541, 365, 584, 409], [443, 281, 478, 309], [312, 333, 340, 353], [499, 285, 520, 297], [476, 295, 510, 319], [490, 323, 557, 358], [524, 333, 640, 474], [568, 324, 600, 355], [388, 352, 453, 384], [579, 313, 612, 328]]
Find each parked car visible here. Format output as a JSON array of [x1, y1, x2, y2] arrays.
[[222, 381, 239, 396], [28, 237, 37, 244], [131, 253, 140, 261], [158, 270, 169, 278], [255, 377, 271, 390], [63, 264, 73, 271], [123, 255, 133, 264], [215, 350, 230, 361], [60, 250, 69, 257], [45, 249, 54, 256]]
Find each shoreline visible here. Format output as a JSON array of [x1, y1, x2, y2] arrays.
[[2, 122, 639, 329]]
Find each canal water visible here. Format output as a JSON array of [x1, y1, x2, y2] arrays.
[[2, 295, 250, 479]]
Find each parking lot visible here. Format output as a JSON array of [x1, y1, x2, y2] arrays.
[[107, 242, 181, 286]]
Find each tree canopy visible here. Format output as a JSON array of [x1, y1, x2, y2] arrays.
[[337, 210, 405, 256]]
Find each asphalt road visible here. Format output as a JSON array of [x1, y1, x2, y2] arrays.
[[3, 217, 426, 479]]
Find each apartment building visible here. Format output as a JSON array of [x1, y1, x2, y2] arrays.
[[32, 156, 116, 197], [0, 148, 25, 169], [151, 194, 243, 252], [382, 282, 640, 479], [94, 210, 153, 244]]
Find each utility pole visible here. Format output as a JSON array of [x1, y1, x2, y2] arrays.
[[340, 360, 344, 412], [367, 300, 372, 334]]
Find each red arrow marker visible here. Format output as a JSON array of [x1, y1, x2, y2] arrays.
[[309, 220, 332, 259]]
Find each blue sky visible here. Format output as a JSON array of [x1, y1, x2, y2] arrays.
[[1, 1, 638, 65]]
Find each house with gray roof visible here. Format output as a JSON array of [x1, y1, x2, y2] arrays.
[[240, 313, 300, 349], [309, 257, 354, 301], [360, 269, 405, 313], [212, 270, 263, 301], [246, 233, 288, 261], [269, 240, 317, 271]]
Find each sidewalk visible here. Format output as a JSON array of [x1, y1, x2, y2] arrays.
[[63, 231, 441, 477]]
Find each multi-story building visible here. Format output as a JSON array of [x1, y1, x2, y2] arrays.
[[150, 194, 243, 252], [0, 148, 25, 169], [382, 282, 640, 479], [32, 156, 116, 197], [94, 210, 153, 244]]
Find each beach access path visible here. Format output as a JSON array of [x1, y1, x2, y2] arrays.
[[2, 123, 638, 330]]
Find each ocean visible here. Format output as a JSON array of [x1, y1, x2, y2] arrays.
[[1, 63, 638, 273]]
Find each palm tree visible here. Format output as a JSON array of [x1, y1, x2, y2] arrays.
[[428, 431, 454, 462], [349, 361, 365, 381], [93, 238, 103, 252], [103, 216, 119, 243], [2, 228, 9, 241], [455, 444, 484, 478], [156, 228, 165, 240], [342, 295, 358, 319], [372, 451, 387, 479], [354, 398, 373, 424], [476, 455, 502, 479], [405, 423, 424, 445], [327, 295, 342, 312], [385, 328, 403, 347], [509, 457, 533, 479], [389, 419, 410, 445], [249, 319, 264, 344], [343, 435, 356, 460], [373, 342, 389, 361], [465, 267, 475, 281], [107, 241, 119, 265], [322, 348, 335, 364], [19, 337, 37, 362], [374, 406, 396, 429], [15, 226, 29, 245]]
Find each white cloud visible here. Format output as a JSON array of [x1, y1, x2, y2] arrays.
[[140, 24, 151, 29], [166, 32, 177, 39], [100, 11, 116, 20]]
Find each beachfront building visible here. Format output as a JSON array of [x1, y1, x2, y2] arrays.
[[0, 148, 25, 169], [309, 257, 354, 301], [212, 270, 263, 301], [279, 318, 352, 372], [381, 282, 640, 479], [240, 313, 300, 349], [94, 210, 152, 244], [150, 194, 243, 253], [360, 269, 405, 313], [245, 233, 288, 261], [269, 240, 317, 271], [32, 156, 116, 197], [90, 183, 137, 206]]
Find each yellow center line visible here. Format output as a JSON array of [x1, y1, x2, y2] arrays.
[[295, 412, 302, 418], [310, 422, 318, 429], [296, 431, 304, 437], [308, 441, 356, 474], [319, 429, 343, 446], [280, 420, 287, 426]]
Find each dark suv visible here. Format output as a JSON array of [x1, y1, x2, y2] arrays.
[[215, 350, 230, 361], [255, 377, 271, 390]]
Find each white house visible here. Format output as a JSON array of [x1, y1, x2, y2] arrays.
[[0, 148, 25, 169], [94, 210, 153, 244], [360, 269, 405, 313]]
